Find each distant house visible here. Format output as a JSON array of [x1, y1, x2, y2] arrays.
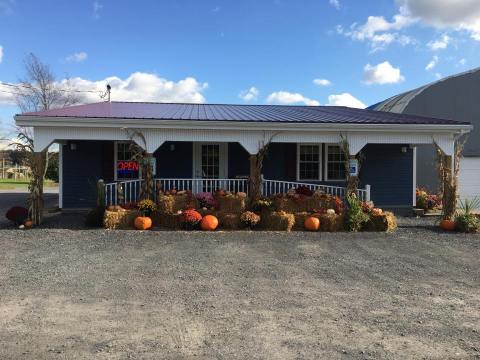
[[15, 102, 470, 210], [371, 68, 480, 201]]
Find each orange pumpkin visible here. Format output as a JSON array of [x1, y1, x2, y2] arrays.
[[372, 208, 383, 216], [304, 216, 320, 231], [200, 215, 219, 231], [440, 219, 455, 231], [134, 216, 152, 230], [24, 219, 33, 229]]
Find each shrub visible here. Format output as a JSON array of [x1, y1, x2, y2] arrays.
[[85, 206, 106, 227], [5, 206, 29, 226], [137, 199, 157, 216], [345, 193, 369, 232], [181, 209, 202, 230], [240, 211, 261, 229], [455, 197, 480, 233]]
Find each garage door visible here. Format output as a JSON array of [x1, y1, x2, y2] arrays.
[[458, 157, 480, 201]]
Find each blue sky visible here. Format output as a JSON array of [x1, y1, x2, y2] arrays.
[[1, 0, 480, 139]]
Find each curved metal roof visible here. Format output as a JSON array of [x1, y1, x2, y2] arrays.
[[371, 67, 480, 113]]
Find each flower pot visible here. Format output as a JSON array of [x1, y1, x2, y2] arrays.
[[440, 219, 455, 231]]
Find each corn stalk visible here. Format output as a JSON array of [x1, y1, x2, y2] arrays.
[[9, 128, 47, 225], [123, 129, 154, 201], [249, 133, 276, 202], [339, 135, 363, 196], [434, 139, 464, 220]]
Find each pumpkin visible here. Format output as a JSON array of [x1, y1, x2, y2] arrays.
[[372, 208, 383, 216], [134, 216, 152, 230], [170, 189, 177, 195], [440, 219, 455, 231], [304, 216, 320, 231], [200, 215, 219, 231], [24, 219, 33, 229]]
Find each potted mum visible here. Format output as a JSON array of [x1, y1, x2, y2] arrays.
[[240, 211, 261, 230], [181, 209, 203, 230]]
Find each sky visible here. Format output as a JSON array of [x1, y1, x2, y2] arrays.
[[1, 0, 480, 142]]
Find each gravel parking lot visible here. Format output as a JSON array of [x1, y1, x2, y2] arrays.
[[0, 222, 479, 359]]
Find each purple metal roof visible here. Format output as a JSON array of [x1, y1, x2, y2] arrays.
[[18, 101, 470, 126]]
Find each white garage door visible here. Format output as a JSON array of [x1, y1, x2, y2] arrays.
[[458, 157, 480, 201]]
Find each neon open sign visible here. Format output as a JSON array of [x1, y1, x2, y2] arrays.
[[117, 160, 139, 177]]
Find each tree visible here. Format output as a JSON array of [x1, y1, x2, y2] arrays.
[[13, 53, 79, 225]]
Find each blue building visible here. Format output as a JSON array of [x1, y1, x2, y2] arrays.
[[15, 102, 471, 210]]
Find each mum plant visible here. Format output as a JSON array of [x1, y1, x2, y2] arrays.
[[137, 199, 157, 217], [240, 211, 261, 229], [181, 209, 203, 230]]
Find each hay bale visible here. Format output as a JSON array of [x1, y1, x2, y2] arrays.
[[319, 213, 344, 232], [365, 212, 397, 232], [216, 194, 245, 213], [293, 212, 312, 230], [156, 194, 175, 214], [103, 209, 141, 230], [263, 211, 295, 231], [157, 193, 198, 214], [218, 212, 241, 230], [272, 196, 308, 213], [153, 212, 183, 229]]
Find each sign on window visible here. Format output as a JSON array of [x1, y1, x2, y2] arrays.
[[117, 160, 139, 179]]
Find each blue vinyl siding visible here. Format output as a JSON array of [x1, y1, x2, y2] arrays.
[[62, 140, 104, 208], [61, 141, 414, 209], [360, 144, 413, 207], [154, 141, 193, 178]]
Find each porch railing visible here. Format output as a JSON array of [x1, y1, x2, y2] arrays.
[[104, 178, 370, 206]]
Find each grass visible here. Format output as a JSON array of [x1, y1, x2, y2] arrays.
[[0, 179, 58, 190]]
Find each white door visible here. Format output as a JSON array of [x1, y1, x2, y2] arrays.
[[193, 143, 228, 178], [458, 157, 480, 202]]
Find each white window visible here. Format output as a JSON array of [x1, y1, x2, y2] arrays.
[[297, 144, 322, 181], [115, 141, 140, 181], [325, 145, 346, 181]]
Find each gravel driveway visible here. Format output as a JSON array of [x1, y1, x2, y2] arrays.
[[0, 224, 479, 359]]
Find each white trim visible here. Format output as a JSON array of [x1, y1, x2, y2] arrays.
[[412, 146, 417, 207], [193, 142, 228, 179], [325, 144, 347, 182], [58, 143, 63, 209], [296, 143, 323, 182], [27, 124, 462, 156]]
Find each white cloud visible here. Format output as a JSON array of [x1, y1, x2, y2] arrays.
[[427, 34, 450, 50], [266, 91, 320, 106], [65, 51, 88, 63], [313, 78, 331, 86], [398, 0, 480, 40], [0, 45, 3, 63], [329, 0, 340, 10], [363, 61, 405, 85], [425, 55, 439, 71], [458, 58, 467, 66], [93, 1, 103, 19], [62, 72, 208, 103], [239, 86, 259, 101], [338, 9, 416, 51], [327, 93, 366, 108], [0, 72, 208, 105]]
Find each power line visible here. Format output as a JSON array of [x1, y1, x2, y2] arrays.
[[0, 81, 104, 94]]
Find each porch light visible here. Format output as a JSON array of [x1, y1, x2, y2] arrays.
[[170, 144, 175, 151], [401, 146, 407, 153], [70, 143, 77, 151]]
